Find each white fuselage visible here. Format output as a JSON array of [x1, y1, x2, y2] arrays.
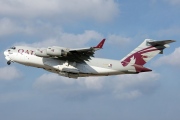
[[4, 39, 174, 78], [4, 46, 136, 78]]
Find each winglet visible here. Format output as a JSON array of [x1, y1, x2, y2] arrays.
[[94, 39, 106, 49]]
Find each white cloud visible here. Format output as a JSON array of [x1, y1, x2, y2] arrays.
[[154, 47, 180, 66], [0, 0, 120, 37], [34, 73, 104, 92], [107, 34, 131, 46], [14, 30, 103, 48], [0, 18, 21, 36], [82, 77, 104, 90], [113, 72, 160, 99], [0, 0, 119, 22], [32, 73, 81, 90], [14, 29, 133, 49], [0, 66, 22, 80], [0, 18, 42, 36], [34, 72, 160, 100]]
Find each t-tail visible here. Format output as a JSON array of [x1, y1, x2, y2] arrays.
[[121, 39, 175, 73]]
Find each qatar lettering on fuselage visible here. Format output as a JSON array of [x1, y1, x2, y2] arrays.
[[18, 49, 35, 55]]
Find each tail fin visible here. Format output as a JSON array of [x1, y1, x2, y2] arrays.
[[121, 39, 175, 67]]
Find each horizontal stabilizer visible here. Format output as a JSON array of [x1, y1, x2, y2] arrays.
[[148, 40, 176, 46]]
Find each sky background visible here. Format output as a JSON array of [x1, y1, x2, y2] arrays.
[[0, 0, 180, 120]]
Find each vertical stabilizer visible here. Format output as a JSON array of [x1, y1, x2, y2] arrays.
[[121, 39, 175, 67]]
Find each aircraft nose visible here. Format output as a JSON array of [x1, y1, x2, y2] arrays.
[[4, 49, 10, 56], [4, 50, 7, 55], [4, 50, 11, 61]]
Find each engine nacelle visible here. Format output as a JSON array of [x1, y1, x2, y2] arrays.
[[35, 48, 49, 57], [46, 47, 67, 56]]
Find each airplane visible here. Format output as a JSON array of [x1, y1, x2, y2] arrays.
[[4, 39, 175, 79]]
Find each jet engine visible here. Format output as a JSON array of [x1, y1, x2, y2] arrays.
[[35, 48, 49, 57], [46, 47, 67, 56]]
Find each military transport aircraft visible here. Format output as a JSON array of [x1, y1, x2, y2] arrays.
[[4, 39, 175, 78]]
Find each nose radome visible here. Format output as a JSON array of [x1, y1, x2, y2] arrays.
[[4, 50, 11, 61], [4, 50, 8, 56]]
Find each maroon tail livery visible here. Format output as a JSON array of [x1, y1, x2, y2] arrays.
[[121, 39, 175, 73]]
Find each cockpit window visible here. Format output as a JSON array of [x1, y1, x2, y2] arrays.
[[10, 46, 16, 49]]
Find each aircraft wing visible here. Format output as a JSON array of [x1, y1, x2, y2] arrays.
[[35, 39, 106, 62], [63, 39, 106, 62]]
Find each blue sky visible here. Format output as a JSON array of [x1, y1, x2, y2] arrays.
[[0, 0, 180, 120]]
